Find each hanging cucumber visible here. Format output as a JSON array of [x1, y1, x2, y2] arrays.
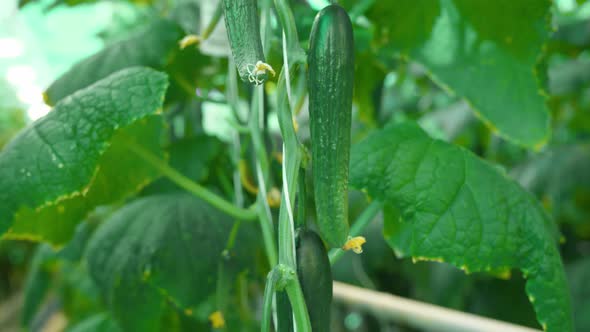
[[296, 229, 333, 332], [222, 0, 275, 85], [308, 4, 354, 248]]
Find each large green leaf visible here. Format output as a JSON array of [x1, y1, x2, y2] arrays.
[[85, 194, 247, 331], [512, 144, 590, 226], [350, 122, 573, 331], [566, 258, 590, 331], [141, 135, 227, 195], [22, 221, 98, 328], [0, 67, 168, 244], [368, 0, 551, 147], [21, 244, 56, 328], [44, 19, 182, 105], [65, 313, 122, 332]]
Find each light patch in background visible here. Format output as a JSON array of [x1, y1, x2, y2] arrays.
[[0, 38, 24, 58], [6, 65, 36, 86], [555, 0, 577, 13], [6, 65, 50, 120], [202, 102, 238, 143], [306, 0, 330, 11], [26, 103, 51, 121]]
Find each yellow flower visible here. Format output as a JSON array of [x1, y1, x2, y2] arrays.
[[342, 236, 366, 254], [208, 311, 225, 329]]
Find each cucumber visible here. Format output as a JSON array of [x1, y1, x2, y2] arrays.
[[222, 0, 272, 85], [308, 4, 354, 248], [296, 229, 333, 332]]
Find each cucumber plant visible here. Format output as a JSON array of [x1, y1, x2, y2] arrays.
[[0, 0, 584, 332]]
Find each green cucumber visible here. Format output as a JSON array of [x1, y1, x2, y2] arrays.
[[222, 0, 270, 85], [296, 229, 333, 332], [308, 4, 354, 248]]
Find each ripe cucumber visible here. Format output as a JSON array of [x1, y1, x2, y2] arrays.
[[308, 4, 354, 248], [222, 0, 269, 85], [296, 229, 333, 332]]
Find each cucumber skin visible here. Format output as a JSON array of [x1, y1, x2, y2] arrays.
[[222, 0, 268, 83], [296, 230, 333, 332], [308, 4, 354, 248]]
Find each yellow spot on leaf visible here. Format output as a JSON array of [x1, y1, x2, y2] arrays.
[[184, 308, 193, 316], [273, 152, 283, 164], [267, 187, 281, 208], [342, 236, 366, 254], [209, 311, 225, 329]]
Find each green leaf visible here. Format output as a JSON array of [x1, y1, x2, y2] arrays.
[[141, 135, 226, 195], [0, 67, 168, 244], [368, 0, 551, 147], [350, 122, 573, 331], [22, 221, 96, 327], [44, 19, 182, 105], [65, 313, 122, 332], [85, 193, 244, 331], [21, 244, 57, 327], [566, 258, 590, 331], [512, 144, 590, 226], [0, 108, 27, 149]]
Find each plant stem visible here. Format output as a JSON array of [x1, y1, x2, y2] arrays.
[[200, 0, 223, 41], [261, 268, 280, 332], [123, 136, 257, 221], [285, 277, 311, 331], [333, 281, 541, 332], [251, 86, 278, 267], [273, 0, 305, 61], [276, 65, 301, 268], [226, 58, 278, 266], [275, 35, 311, 332], [329, 201, 382, 264], [271, 1, 311, 330]]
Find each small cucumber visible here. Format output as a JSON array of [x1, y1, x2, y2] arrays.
[[296, 229, 333, 332], [222, 0, 272, 85], [308, 4, 354, 248]]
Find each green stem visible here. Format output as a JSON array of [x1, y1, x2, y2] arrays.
[[261, 268, 280, 332], [329, 201, 382, 264], [173, 75, 195, 97], [269, 1, 311, 330], [276, 65, 302, 268], [225, 220, 242, 251], [226, 59, 278, 266], [272, 0, 306, 62], [275, 39, 311, 332], [200, 0, 223, 41], [250, 86, 278, 266], [123, 136, 257, 221], [285, 277, 312, 331]]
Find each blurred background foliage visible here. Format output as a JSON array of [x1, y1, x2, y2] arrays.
[[0, 0, 589, 331]]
